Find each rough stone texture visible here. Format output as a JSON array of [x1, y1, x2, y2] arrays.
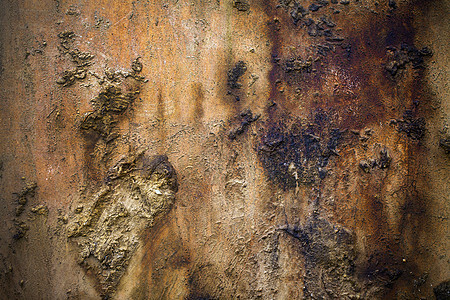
[[0, 0, 448, 299]]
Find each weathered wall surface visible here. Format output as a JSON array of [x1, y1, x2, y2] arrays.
[[0, 0, 448, 299]]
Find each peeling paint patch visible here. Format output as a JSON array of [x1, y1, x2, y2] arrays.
[[68, 152, 178, 298], [258, 112, 345, 189], [281, 217, 402, 299]]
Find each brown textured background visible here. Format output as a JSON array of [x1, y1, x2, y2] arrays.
[[0, 0, 449, 299]]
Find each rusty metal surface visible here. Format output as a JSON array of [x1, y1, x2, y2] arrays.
[[0, 0, 449, 299]]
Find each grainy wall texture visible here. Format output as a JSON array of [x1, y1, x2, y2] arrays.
[[0, 0, 448, 299]]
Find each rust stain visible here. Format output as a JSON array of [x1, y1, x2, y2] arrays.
[[257, 0, 443, 298], [190, 82, 205, 125], [156, 88, 167, 151]]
